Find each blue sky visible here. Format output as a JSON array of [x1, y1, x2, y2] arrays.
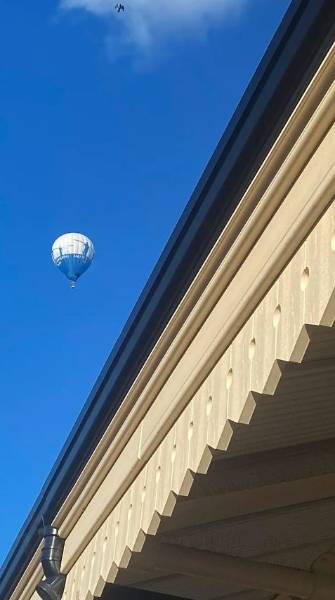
[[0, 0, 290, 566]]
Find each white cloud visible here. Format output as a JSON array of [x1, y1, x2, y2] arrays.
[[60, 0, 247, 55]]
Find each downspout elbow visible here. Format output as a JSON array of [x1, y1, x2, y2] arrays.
[[36, 526, 66, 600]]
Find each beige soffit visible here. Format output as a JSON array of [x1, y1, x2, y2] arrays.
[[13, 42, 335, 600]]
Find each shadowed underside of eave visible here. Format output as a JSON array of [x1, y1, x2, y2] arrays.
[[108, 325, 335, 600]]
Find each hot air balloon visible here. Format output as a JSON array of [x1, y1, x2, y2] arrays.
[[51, 233, 95, 288]]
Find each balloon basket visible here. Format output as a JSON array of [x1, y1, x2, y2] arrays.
[[70, 281, 76, 289]]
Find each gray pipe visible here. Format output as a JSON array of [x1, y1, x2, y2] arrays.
[[36, 526, 66, 600]]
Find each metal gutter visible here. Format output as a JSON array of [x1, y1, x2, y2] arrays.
[[1, 0, 335, 598]]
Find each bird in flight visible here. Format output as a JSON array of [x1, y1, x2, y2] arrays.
[[115, 3, 125, 11]]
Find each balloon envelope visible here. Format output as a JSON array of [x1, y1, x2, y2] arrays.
[[51, 233, 95, 285]]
